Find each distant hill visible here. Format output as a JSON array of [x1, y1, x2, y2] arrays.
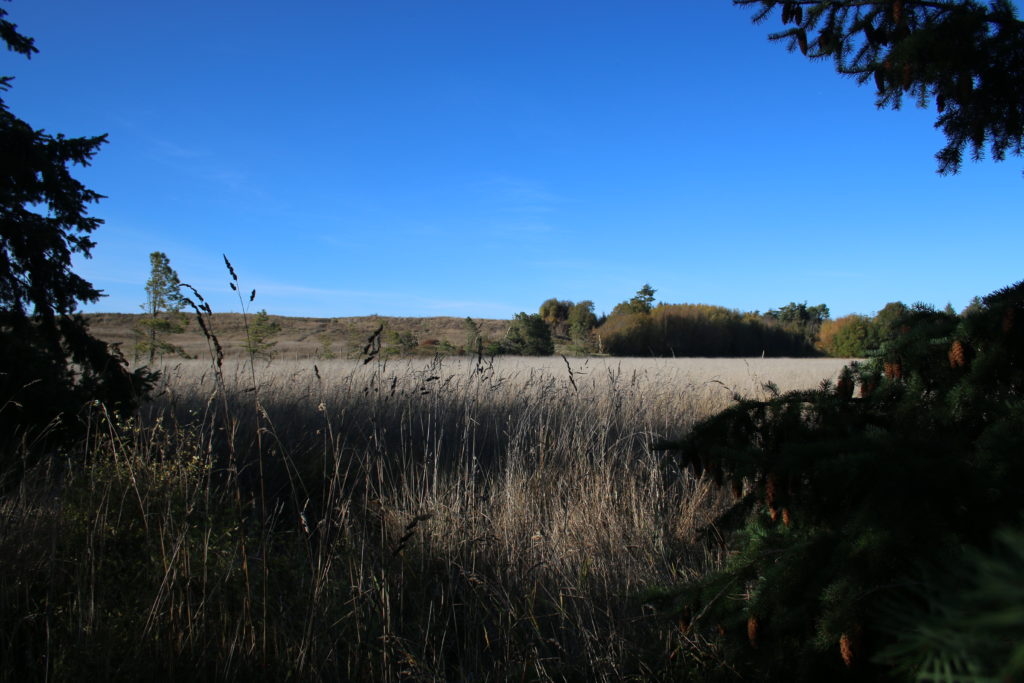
[[85, 313, 513, 361]]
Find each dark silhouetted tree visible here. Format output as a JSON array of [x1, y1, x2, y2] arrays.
[[736, 0, 1024, 174], [0, 7, 151, 454]]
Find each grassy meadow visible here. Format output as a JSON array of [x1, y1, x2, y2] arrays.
[[1, 355, 852, 681]]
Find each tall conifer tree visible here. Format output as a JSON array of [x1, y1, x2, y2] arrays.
[[136, 251, 187, 363], [0, 5, 150, 453]]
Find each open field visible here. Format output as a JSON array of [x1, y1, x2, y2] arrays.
[[1, 356, 852, 680]]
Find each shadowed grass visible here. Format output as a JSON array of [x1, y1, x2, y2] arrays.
[[0, 356, 848, 680]]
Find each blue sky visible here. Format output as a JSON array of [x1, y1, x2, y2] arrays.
[[5, 1, 1022, 319]]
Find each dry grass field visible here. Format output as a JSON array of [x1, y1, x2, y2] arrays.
[[1, 355, 851, 680]]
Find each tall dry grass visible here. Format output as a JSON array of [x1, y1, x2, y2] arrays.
[[0, 355, 849, 681]]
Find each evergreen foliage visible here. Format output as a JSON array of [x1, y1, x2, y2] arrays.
[[244, 309, 282, 360], [651, 280, 1024, 680], [504, 312, 554, 355], [135, 251, 188, 363], [612, 284, 658, 317], [0, 7, 152, 457], [875, 525, 1024, 681], [736, 0, 1024, 174], [765, 301, 830, 346]]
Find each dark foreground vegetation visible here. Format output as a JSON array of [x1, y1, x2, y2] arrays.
[[3, 0, 1024, 680], [652, 280, 1024, 681]]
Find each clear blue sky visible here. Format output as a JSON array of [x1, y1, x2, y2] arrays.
[[5, 1, 1022, 319]]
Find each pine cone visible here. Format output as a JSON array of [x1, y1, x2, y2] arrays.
[[747, 616, 760, 649], [840, 626, 863, 668], [948, 340, 967, 368], [781, 507, 792, 527]]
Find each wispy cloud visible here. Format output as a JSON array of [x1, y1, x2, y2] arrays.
[[474, 176, 565, 214], [152, 138, 206, 159]]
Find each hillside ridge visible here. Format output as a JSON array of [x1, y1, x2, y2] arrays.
[[86, 312, 512, 360]]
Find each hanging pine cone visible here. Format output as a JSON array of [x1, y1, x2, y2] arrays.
[[781, 507, 793, 527], [840, 625, 863, 668], [747, 616, 760, 649], [948, 340, 967, 368]]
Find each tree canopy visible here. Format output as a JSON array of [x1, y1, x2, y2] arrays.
[[136, 251, 188, 363], [0, 6, 150, 450], [505, 313, 554, 355], [737, 0, 1024, 174]]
